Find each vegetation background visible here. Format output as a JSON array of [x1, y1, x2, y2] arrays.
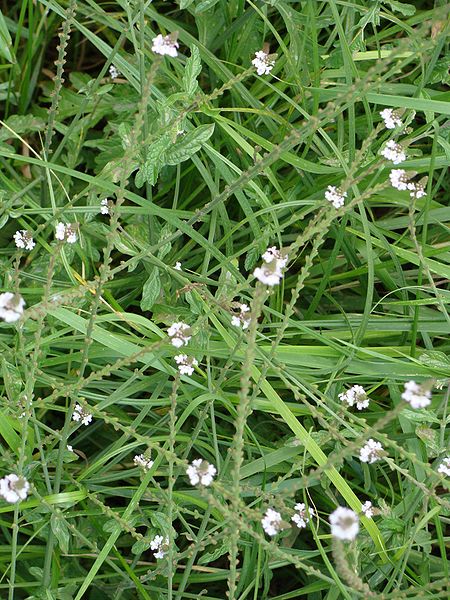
[[0, 0, 449, 598]]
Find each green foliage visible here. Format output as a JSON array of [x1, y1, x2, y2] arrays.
[[0, 1, 449, 599]]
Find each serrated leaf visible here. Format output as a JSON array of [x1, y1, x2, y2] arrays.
[[244, 247, 259, 271], [195, 0, 220, 13], [50, 513, 70, 554], [0, 115, 46, 142], [381, 0, 416, 16], [131, 538, 151, 555], [165, 124, 214, 166], [136, 134, 173, 186], [198, 544, 229, 565], [157, 225, 173, 261], [141, 268, 161, 311], [179, 0, 196, 7], [419, 351, 450, 373], [183, 46, 202, 96]]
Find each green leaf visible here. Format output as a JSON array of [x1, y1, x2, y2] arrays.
[[0, 10, 13, 63], [382, 0, 416, 16], [0, 115, 46, 142], [183, 46, 202, 97], [179, 0, 196, 7], [50, 512, 70, 554], [195, 0, 220, 13], [131, 539, 151, 555], [141, 268, 161, 311], [136, 134, 172, 186], [165, 124, 215, 166]]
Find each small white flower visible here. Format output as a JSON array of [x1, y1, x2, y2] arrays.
[[389, 169, 410, 191], [134, 454, 154, 471], [13, 230, 35, 251], [150, 534, 169, 559], [72, 403, 93, 426], [401, 380, 431, 409], [261, 508, 283, 536], [186, 458, 216, 486], [361, 500, 374, 518], [231, 303, 251, 330], [329, 507, 359, 541], [109, 65, 120, 79], [359, 439, 384, 464], [381, 140, 406, 164], [174, 354, 198, 376], [252, 50, 275, 76], [254, 247, 288, 286], [325, 185, 347, 209], [55, 222, 77, 244], [67, 445, 74, 452], [151, 34, 179, 57], [338, 385, 369, 410], [407, 181, 426, 199], [0, 474, 30, 503], [380, 108, 403, 130], [291, 503, 314, 529], [100, 199, 111, 215], [167, 322, 192, 348], [437, 457, 450, 477], [0, 293, 25, 323], [174, 262, 182, 271]]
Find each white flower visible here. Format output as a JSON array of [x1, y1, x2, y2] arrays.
[[167, 322, 192, 348], [329, 507, 359, 541], [381, 140, 406, 164], [380, 108, 403, 130], [13, 230, 35, 251], [55, 222, 77, 244], [389, 169, 410, 191], [186, 459, 216, 486], [261, 508, 283, 536], [361, 500, 374, 518], [109, 65, 120, 79], [401, 380, 431, 409], [100, 199, 111, 215], [325, 185, 347, 209], [252, 50, 275, 76], [437, 457, 450, 477], [67, 445, 74, 452], [359, 439, 384, 464], [174, 262, 182, 271], [151, 34, 179, 57], [134, 454, 154, 471], [0, 293, 25, 323], [0, 474, 30, 503], [72, 403, 93, 426], [291, 503, 314, 529], [338, 385, 369, 410], [174, 354, 198, 376], [150, 535, 169, 559], [407, 181, 426, 199], [231, 303, 251, 330], [254, 246, 288, 286]]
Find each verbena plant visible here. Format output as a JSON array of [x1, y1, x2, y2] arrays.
[[0, 1, 449, 598]]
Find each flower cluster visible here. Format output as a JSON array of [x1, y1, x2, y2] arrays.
[[381, 140, 406, 164], [401, 380, 432, 409], [186, 459, 216, 486], [380, 108, 403, 130], [261, 508, 283, 536], [0, 474, 30, 504], [109, 65, 120, 79], [325, 185, 347, 209], [252, 50, 275, 76], [329, 507, 359, 541], [134, 454, 154, 471], [231, 303, 251, 330], [100, 198, 112, 215], [291, 503, 314, 529], [13, 230, 35, 250], [151, 34, 179, 57], [0, 293, 25, 323], [338, 385, 370, 410], [361, 500, 374, 518], [174, 354, 198, 376], [359, 439, 384, 464], [150, 535, 169, 559], [437, 457, 450, 477], [55, 222, 77, 244], [174, 261, 182, 271], [72, 403, 93, 426], [389, 169, 426, 199], [167, 322, 192, 348], [253, 246, 288, 286]]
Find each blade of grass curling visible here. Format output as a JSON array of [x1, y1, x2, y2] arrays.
[[209, 313, 388, 560]]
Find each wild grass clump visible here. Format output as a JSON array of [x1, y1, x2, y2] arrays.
[[0, 1, 449, 598]]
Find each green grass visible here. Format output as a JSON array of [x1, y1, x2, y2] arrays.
[[0, 0, 449, 598]]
